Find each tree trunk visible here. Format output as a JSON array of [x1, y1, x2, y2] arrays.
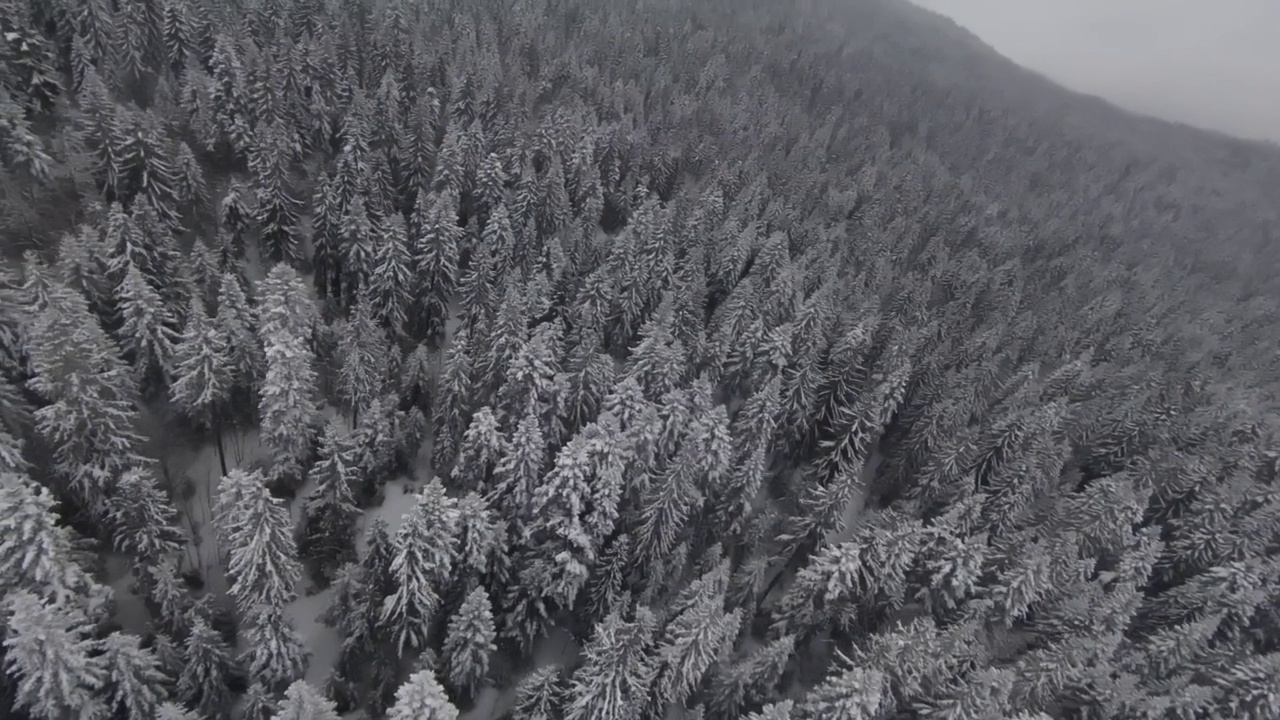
[[215, 423, 228, 477]]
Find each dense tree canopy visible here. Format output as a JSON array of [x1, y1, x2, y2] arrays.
[[0, 0, 1278, 718]]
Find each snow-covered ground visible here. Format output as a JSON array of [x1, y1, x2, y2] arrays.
[[103, 553, 151, 635]]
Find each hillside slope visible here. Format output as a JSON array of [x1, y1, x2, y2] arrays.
[[0, 0, 1278, 719]]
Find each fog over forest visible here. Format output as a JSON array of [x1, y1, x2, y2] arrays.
[[911, 0, 1280, 143]]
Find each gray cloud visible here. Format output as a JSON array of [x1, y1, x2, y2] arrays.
[[909, 0, 1280, 143]]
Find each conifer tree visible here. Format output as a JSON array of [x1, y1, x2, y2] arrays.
[[0, 477, 105, 608], [586, 533, 633, 625], [2, 591, 108, 720], [105, 467, 186, 562], [400, 342, 434, 412], [215, 468, 302, 614], [274, 680, 340, 720], [300, 419, 361, 583], [215, 270, 265, 419], [25, 284, 145, 509], [340, 205, 377, 309], [156, 702, 201, 720], [564, 607, 660, 720], [116, 261, 182, 395], [443, 585, 498, 699], [337, 296, 391, 426], [411, 189, 462, 344], [382, 479, 461, 656], [455, 492, 503, 579], [562, 342, 617, 436], [512, 665, 566, 720], [491, 402, 547, 527], [257, 263, 321, 479], [452, 406, 504, 491], [241, 604, 309, 692], [101, 630, 168, 719], [795, 664, 887, 720], [651, 582, 743, 710], [240, 682, 276, 720], [170, 296, 234, 473], [177, 615, 235, 717], [387, 669, 460, 720], [433, 327, 475, 471], [371, 212, 416, 339], [251, 119, 304, 263], [362, 518, 399, 613]]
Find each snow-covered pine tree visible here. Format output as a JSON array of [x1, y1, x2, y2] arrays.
[[251, 119, 304, 264], [274, 679, 340, 720], [215, 270, 265, 422], [382, 479, 461, 656], [340, 205, 377, 309], [370, 212, 415, 339], [433, 325, 475, 472], [56, 222, 115, 326], [116, 261, 182, 396], [399, 342, 434, 412], [496, 320, 565, 439], [104, 466, 186, 563], [491, 402, 547, 528], [361, 518, 398, 614], [563, 606, 660, 720], [176, 614, 235, 717], [215, 467, 302, 614], [562, 341, 617, 437], [516, 413, 628, 622], [650, 578, 743, 711], [336, 295, 392, 426], [156, 701, 201, 719], [443, 585, 497, 698], [586, 533, 632, 625], [452, 406, 504, 492], [0, 476, 106, 609], [411, 187, 461, 345], [455, 492, 502, 580], [241, 604, 309, 692], [795, 663, 887, 720], [387, 668, 460, 720], [25, 283, 146, 510], [257, 263, 321, 481], [239, 682, 277, 720], [350, 394, 399, 498], [511, 665, 566, 720], [706, 634, 797, 720], [299, 419, 361, 583], [101, 630, 168, 719], [170, 295, 234, 473], [2, 591, 108, 720]]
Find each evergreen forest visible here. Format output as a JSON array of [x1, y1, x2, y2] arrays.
[[1, 0, 1279, 717]]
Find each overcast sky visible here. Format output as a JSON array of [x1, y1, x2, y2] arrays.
[[909, 0, 1280, 143]]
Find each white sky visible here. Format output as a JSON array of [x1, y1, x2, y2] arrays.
[[909, 0, 1280, 143]]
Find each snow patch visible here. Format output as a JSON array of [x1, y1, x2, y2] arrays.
[[288, 585, 342, 687], [104, 553, 152, 635]]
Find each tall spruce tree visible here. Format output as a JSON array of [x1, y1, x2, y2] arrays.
[[170, 296, 234, 473], [382, 479, 460, 656], [215, 467, 302, 615], [387, 669, 459, 720], [25, 283, 146, 510], [2, 591, 108, 720], [257, 263, 321, 480], [443, 585, 497, 699], [299, 419, 361, 583]]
